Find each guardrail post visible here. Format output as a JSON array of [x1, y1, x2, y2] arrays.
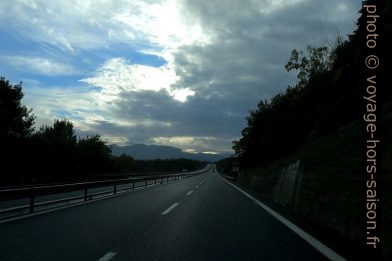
[[29, 186, 35, 213], [29, 195, 34, 213], [0, 170, 212, 217]]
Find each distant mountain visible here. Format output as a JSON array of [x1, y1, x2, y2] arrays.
[[110, 144, 231, 162]]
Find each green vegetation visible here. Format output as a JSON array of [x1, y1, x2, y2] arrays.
[[232, 41, 363, 168], [233, 110, 392, 259], [112, 155, 205, 174], [223, 0, 391, 258], [30, 120, 114, 175], [0, 77, 204, 185], [0, 77, 35, 140], [233, 0, 391, 169], [215, 156, 237, 177]]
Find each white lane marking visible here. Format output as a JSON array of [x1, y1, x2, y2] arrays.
[[0, 171, 209, 224], [0, 176, 178, 224], [98, 251, 117, 261], [220, 177, 346, 261], [161, 203, 179, 215], [187, 190, 193, 196]]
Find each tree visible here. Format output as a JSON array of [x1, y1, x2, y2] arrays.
[[77, 135, 112, 173], [33, 119, 78, 174], [285, 45, 331, 88], [0, 77, 34, 141], [233, 44, 338, 169], [0, 77, 35, 180], [37, 119, 77, 144]]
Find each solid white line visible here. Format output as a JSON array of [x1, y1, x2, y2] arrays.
[[98, 251, 117, 261], [187, 190, 193, 196], [220, 177, 346, 261], [161, 203, 179, 215]]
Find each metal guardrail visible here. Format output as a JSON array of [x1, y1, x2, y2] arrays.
[[0, 165, 211, 217]]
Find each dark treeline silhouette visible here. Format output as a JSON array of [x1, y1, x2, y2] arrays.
[[0, 77, 205, 185], [233, 0, 391, 169], [222, 2, 392, 258], [215, 156, 237, 176], [112, 155, 205, 173], [30, 120, 114, 175]]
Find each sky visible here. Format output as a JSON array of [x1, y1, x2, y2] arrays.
[[0, 0, 361, 155]]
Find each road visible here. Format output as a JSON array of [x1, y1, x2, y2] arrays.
[[0, 179, 177, 211], [0, 170, 334, 260]]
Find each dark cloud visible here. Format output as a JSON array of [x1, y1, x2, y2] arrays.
[[114, 89, 245, 138], [80, 0, 361, 152]]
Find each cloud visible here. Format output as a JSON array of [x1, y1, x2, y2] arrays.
[[172, 0, 361, 101], [149, 136, 232, 153], [1, 55, 77, 76], [80, 57, 195, 102], [172, 88, 195, 102], [22, 84, 100, 128], [2, 0, 362, 153], [0, 0, 207, 54]]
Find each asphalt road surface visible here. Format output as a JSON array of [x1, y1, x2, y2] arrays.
[[0, 170, 335, 260], [0, 179, 176, 211]]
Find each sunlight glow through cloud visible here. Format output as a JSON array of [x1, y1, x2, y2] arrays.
[[80, 57, 195, 102], [0, 0, 361, 152], [74, 0, 207, 103]]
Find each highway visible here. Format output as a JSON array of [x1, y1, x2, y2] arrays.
[[0, 179, 183, 211], [0, 169, 337, 260]]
